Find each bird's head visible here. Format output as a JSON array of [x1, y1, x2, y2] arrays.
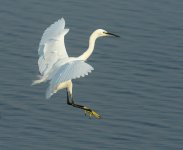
[[94, 29, 120, 38]]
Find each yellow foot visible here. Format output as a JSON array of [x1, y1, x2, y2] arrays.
[[83, 106, 101, 119]]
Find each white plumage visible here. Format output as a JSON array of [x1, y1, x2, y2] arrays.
[[46, 59, 94, 99], [38, 18, 69, 77], [33, 18, 116, 101], [33, 18, 95, 98], [32, 17, 119, 118]]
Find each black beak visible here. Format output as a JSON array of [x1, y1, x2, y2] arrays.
[[106, 32, 120, 37]]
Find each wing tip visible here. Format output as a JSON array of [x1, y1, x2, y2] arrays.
[[60, 17, 65, 21], [46, 88, 53, 99], [46, 84, 55, 99], [59, 17, 65, 24]]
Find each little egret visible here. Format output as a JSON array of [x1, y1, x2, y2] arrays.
[[32, 18, 119, 119]]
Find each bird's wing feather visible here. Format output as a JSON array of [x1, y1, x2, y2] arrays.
[[46, 60, 94, 99], [38, 18, 69, 76]]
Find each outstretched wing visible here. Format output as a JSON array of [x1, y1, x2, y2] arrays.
[[46, 60, 94, 99], [38, 18, 69, 76]]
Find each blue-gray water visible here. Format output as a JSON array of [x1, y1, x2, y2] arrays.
[[0, 0, 183, 149]]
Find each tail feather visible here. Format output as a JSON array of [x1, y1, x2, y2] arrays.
[[31, 75, 47, 85]]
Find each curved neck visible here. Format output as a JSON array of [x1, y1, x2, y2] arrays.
[[78, 33, 98, 61]]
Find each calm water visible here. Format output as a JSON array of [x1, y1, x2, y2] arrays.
[[0, 0, 183, 149]]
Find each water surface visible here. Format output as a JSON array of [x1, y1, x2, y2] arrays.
[[0, 0, 183, 149]]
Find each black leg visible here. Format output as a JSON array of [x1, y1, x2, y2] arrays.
[[66, 89, 101, 119], [66, 89, 91, 110]]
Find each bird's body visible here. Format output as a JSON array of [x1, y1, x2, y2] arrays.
[[33, 18, 119, 118]]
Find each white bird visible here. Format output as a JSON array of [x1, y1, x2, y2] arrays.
[[32, 18, 119, 119]]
